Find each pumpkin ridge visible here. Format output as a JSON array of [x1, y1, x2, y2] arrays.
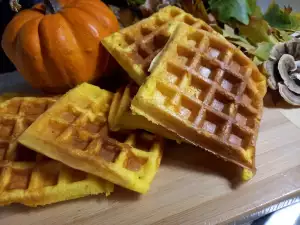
[[60, 6, 112, 81], [35, 16, 59, 89], [47, 13, 91, 86], [2, 11, 43, 64], [52, 13, 88, 86], [38, 15, 73, 89], [75, 2, 119, 33], [59, 8, 91, 84], [61, 0, 78, 9], [14, 16, 45, 85], [16, 17, 47, 89]]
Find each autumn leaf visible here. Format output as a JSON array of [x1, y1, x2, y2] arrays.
[[231, 40, 256, 52], [222, 25, 255, 50], [222, 25, 256, 55], [248, 0, 264, 18], [284, 5, 293, 15], [263, 0, 300, 30], [247, 0, 257, 14], [181, 0, 210, 22], [127, 0, 146, 5], [270, 89, 282, 105], [194, 0, 210, 22], [292, 12, 300, 20], [289, 15, 300, 31], [181, 0, 194, 14], [208, 0, 251, 25], [272, 28, 292, 42], [237, 17, 271, 44], [252, 56, 264, 66], [222, 25, 240, 39], [263, 1, 290, 28]]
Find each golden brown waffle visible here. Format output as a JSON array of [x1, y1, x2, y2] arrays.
[[102, 6, 219, 85], [0, 95, 113, 206], [132, 23, 267, 170], [108, 83, 180, 141], [19, 83, 164, 194], [109, 85, 254, 181], [109, 83, 256, 180], [109, 84, 254, 180]]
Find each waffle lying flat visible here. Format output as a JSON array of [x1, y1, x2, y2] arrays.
[[19, 83, 164, 193], [102, 6, 218, 85], [0, 95, 113, 207], [132, 23, 267, 170], [108, 83, 179, 141]]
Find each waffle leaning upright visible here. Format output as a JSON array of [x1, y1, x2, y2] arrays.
[[132, 23, 266, 170], [101, 6, 218, 85]]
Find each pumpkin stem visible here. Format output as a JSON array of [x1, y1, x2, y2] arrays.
[[44, 0, 61, 14], [9, 0, 22, 12]]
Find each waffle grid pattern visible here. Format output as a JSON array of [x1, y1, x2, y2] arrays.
[[102, 6, 218, 85], [108, 84, 138, 131], [0, 96, 112, 206], [20, 84, 163, 193], [108, 83, 179, 141], [132, 23, 267, 169]]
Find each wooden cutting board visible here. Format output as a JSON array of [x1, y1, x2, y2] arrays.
[[1, 75, 300, 225]]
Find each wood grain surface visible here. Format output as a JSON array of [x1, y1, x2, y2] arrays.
[[1, 99, 300, 225]]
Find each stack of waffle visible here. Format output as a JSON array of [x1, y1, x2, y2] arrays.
[[102, 6, 266, 177], [0, 83, 164, 206], [0, 6, 266, 207], [0, 94, 113, 206], [19, 83, 164, 194]]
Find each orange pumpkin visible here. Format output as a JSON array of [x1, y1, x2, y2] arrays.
[[2, 0, 119, 93]]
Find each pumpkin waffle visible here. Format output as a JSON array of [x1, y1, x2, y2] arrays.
[[0, 95, 113, 207], [101, 6, 219, 85], [108, 83, 254, 180], [108, 83, 179, 141], [19, 83, 164, 194], [132, 23, 267, 170], [109, 84, 254, 181]]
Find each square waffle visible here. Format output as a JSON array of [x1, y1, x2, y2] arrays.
[[101, 6, 219, 85], [108, 83, 180, 141], [19, 83, 164, 194], [132, 23, 267, 170], [0, 95, 113, 207], [109, 84, 254, 180]]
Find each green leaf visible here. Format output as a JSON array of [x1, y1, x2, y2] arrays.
[[208, 0, 251, 25], [247, 0, 257, 14], [248, 0, 263, 18], [254, 42, 274, 61], [290, 15, 300, 30], [263, 0, 300, 30]]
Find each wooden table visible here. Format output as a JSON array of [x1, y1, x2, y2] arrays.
[[1, 74, 300, 225]]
